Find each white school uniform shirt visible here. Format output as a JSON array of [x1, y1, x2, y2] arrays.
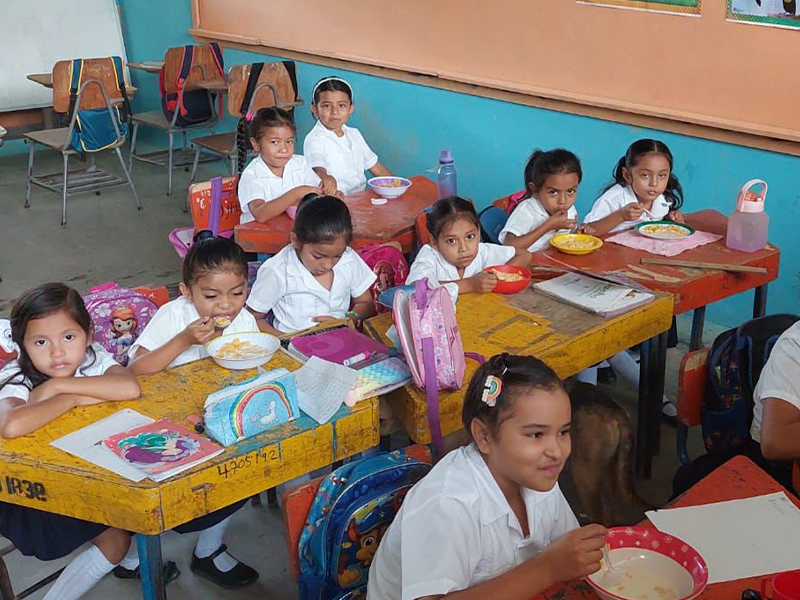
[[236, 154, 321, 224], [0, 344, 119, 402], [367, 443, 579, 600], [246, 245, 377, 333], [130, 297, 259, 368], [303, 121, 379, 195], [499, 197, 579, 252], [751, 321, 800, 443], [407, 243, 515, 303], [584, 184, 671, 234]]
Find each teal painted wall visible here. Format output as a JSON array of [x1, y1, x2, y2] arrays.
[[7, 0, 799, 326]]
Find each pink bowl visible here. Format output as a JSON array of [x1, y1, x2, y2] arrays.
[[586, 527, 708, 600]]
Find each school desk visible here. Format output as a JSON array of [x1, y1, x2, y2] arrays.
[[235, 175, 440, 255], [0, 354, 379, 600], [363, 289, 674, 477], [527, 209, 780, 351], [27, 73, 138, 97], [128, 61, 164, 73], [536, 455, 800, 600]]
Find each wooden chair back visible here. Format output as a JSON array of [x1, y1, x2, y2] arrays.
[[282, 445, 432, 582], [227, 62, 300, 117], [676, 348, 710, 428], [187, 177, 242, 233], [415, 212, 431, 248], [161, 44, 225, 94], [52, 57, 128, 113]]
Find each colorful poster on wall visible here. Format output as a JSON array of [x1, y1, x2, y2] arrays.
[[727, 0, 800, 29], [577, 0, 701, 15]]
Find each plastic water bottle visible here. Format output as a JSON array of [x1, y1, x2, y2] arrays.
[[437, 149, 457, 199], [726, 179, 770, 253]]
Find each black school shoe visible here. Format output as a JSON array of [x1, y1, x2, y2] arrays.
[[190, 544, 259, 589], [113, 560, 181, 584]]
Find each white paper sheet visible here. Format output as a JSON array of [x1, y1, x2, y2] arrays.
[[294, 356, 358, 424], [51, 409, 154, 482], [647, 492, 800, 583]]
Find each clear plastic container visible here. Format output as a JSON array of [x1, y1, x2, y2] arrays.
[[437, 149, 457, 199], [726, 179, 769, 253]]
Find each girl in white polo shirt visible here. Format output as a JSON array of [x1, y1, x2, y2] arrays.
[[303, 76, 392, 195], [237, 107, 342, 225], [247, 194, 377, 335], [368, 353, 606, 600]]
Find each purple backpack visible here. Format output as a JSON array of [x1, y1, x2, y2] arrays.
[[83, 283, 159, 366]]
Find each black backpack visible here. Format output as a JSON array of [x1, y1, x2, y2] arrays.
[[159, 43, 224, 128]]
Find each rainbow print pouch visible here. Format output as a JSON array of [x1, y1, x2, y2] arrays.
[[203, 368, 300, 446]]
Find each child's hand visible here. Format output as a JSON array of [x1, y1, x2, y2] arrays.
[[537, 524, 606, 583], [548, 210, 577, 231], [319, 174, 338, 196], [470, 271, 498, 293], [619, 203, 645, 222], [182, 317, 218, 346], [28, 379, 61, 404], [667, 209, 684, 223], [312, 315, 336, 323], [578, 223, 596, 235], [334, 190, 345, 200]]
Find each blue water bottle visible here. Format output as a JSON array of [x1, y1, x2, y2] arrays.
[[437, 149, 457, 199]]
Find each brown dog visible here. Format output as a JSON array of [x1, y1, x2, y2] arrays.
[[566, 380, 653, 526]]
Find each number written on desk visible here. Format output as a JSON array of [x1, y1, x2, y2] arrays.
[[1, 476, 47, 502], [216, 447, 279, 480]]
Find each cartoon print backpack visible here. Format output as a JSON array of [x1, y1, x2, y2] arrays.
[[392, 278, 483, 453], [83, 283, 159, 366], [297, 448, 431, 600], [357, 244, 409, 314], [0, 320, 16, 369], [159, 44, 224, 128], [701, 313, 799, 457]]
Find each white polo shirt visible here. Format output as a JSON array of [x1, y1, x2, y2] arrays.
[[499, 197, 579, 252], [367, 443, 579, 600], [751, 321, 800, 443], [584, 184, 671, 234], [130, 297, 259, 368], [303, 121, 379, 195], [246, 245, 377, 333], [237, 154, 321, 224], [0, 343, 119, 402]]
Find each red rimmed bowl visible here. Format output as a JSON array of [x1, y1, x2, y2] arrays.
[[484, 264, 532, 294], [586, 527, 708, 600]]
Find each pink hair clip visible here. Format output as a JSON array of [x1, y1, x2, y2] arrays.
[[245, 111, 255, 122]]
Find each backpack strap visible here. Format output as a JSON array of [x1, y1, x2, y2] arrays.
[[208, 176, 223, 236], [176, 45, 195, 118], [239, 62, 265, 116], [207, 42, 225, 119], [67, 58, 84, 124], [281, 60, 299, 102], [109, 56, 131, 123], [422, 338, 444, 456]]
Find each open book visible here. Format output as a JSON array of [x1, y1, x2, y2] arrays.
[[533, 273, 654, 317]]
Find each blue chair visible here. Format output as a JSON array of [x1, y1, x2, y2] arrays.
[[479, 206, 509, 244]]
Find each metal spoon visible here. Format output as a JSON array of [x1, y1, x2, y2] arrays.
[[601, 544, 625, 587]]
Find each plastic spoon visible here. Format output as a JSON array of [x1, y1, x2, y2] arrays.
[[601, 544, 624, 587]]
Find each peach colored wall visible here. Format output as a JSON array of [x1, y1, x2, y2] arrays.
[[192, 0, 800, 141]]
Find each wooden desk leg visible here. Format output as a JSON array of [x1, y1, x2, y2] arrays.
[[636, 338, 654, 479], [137, 534, 166, 600], [690, 306, 706, 351], [753, 284, 768, 319]]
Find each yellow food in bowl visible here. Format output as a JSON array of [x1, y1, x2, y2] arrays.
[[556, 237, 597, 250], [374, 179, 406, 188], [640, 224, 690, 238], [214, 339, 268, 360], [213, 316, 232, 328], [490, 269, 525, 282]]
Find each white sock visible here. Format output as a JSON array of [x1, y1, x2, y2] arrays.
[[118, 540, 139, 570], [43, 544, 115, 600], [575, 366, 598, 385], [195, 517, 238, 572]]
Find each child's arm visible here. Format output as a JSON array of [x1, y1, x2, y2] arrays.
[[311, 167, 338, 196], [247, 307, 284, 336], [508, 248, 531, 267], [503, 211, 576, 251], [0, 395, 83, 439], [248, 185, 322, 223], [130, 317, 218, 376], [350, 289, 376, 323], [368, 163, 392, 177], [586, 203, 644, 236], [760, 398, 800, 460]]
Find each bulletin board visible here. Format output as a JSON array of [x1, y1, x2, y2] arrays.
[[189, 0, 800, 143]]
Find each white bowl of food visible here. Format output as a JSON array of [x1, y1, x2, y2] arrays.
[[368, 176, 413, 198], [586, 528, 708, 600], [206, 332, 280, 370]]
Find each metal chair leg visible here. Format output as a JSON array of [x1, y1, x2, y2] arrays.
[[115, 146, 141, 211], [167, 132, 174, 196], [25, 142, 35, 208], [228, 154, 236, 176], [188, 146, 201, 184], [61, 153, 69, 227], [128, 122, 139, 173], [182, 130, 188, 150]]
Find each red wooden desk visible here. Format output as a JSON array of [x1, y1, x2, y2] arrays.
[[234, 175, 438, 254], [538, 455, 799, 600]]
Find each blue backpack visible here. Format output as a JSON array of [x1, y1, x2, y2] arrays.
[[297, 449, 431, 600], [702, 313, 799, 456], [68, 57, 130, 152]]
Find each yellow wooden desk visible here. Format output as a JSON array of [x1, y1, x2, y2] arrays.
[[0, 353, 378, 600], [365, 289, 673, 477]]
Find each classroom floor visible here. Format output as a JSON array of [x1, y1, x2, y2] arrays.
[[0, 147, 722, 599]]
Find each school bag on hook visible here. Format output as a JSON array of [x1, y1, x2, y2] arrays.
[[159, 43, 224, 128]]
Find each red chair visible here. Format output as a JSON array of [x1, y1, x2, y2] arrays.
[[675, 349, 711, 464]]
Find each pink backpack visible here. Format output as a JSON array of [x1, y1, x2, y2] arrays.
[[392, 278, 483, 454], [83, 283, 159, 366], [358, 243, 410, 314], [505, 189, 527, 214]]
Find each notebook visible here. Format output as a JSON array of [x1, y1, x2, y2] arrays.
[[533, 273, 654, 318], [102, 419, 224, 482], [285, 326, 390, 365]]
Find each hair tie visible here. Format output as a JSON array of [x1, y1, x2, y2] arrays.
[[0, 320, 19, 356], [245, 111, 255, 122], [312, 76, 353, 103], [481, 375, 503, 407]]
